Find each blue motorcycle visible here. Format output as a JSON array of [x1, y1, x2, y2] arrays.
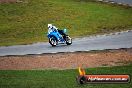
[[47, 28, 72, 46]]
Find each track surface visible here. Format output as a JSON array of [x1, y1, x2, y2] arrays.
[[106, 0, 132, 5], [0, 31, 132, 56]]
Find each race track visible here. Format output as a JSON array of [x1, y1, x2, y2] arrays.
[[106, 0, 132, 5], [0, 31, 132, 56]]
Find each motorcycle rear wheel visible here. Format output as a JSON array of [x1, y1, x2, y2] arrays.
[[66, 36, 72, 45]]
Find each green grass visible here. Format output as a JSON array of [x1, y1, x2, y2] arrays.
[[0, 0, 132, 46], [0, 64, 132, 88]]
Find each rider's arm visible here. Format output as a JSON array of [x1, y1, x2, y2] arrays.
[[48, 28, 52, 34], [53, 26, 58, 32]]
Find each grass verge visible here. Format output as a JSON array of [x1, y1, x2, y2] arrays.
[[0, 64, 132, 88], [0, 0, 132, 46]]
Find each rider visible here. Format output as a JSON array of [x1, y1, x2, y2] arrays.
[[48, 24, 57, 33], [48, 24, 67, 40]]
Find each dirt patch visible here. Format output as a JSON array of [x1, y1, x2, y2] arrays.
[[0, 49, 132, 70]]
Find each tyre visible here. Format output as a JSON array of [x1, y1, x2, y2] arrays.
[[76, 76, 87, 84], [66, 36, 72, 45], [49, 36, 57, 46]]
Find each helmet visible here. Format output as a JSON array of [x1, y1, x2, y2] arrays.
[[48, 24, 52, 29]]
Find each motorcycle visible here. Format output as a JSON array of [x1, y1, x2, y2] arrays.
[[47, 28, 72, 46]]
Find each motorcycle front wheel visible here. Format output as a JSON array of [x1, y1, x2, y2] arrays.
[[49, 36, 57, 46]]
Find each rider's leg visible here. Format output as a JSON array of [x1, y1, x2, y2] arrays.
[[58, 30, 63, 35], [58, 30, 67, 40]]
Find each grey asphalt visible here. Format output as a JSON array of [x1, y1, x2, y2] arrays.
[[0, 31, 132, 56], [106, 0, 132, 5]]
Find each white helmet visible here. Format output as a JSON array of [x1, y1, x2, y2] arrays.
[[48, 24, 53, 29]]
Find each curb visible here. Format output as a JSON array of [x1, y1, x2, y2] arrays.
[[96, 0, 132, 7]]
